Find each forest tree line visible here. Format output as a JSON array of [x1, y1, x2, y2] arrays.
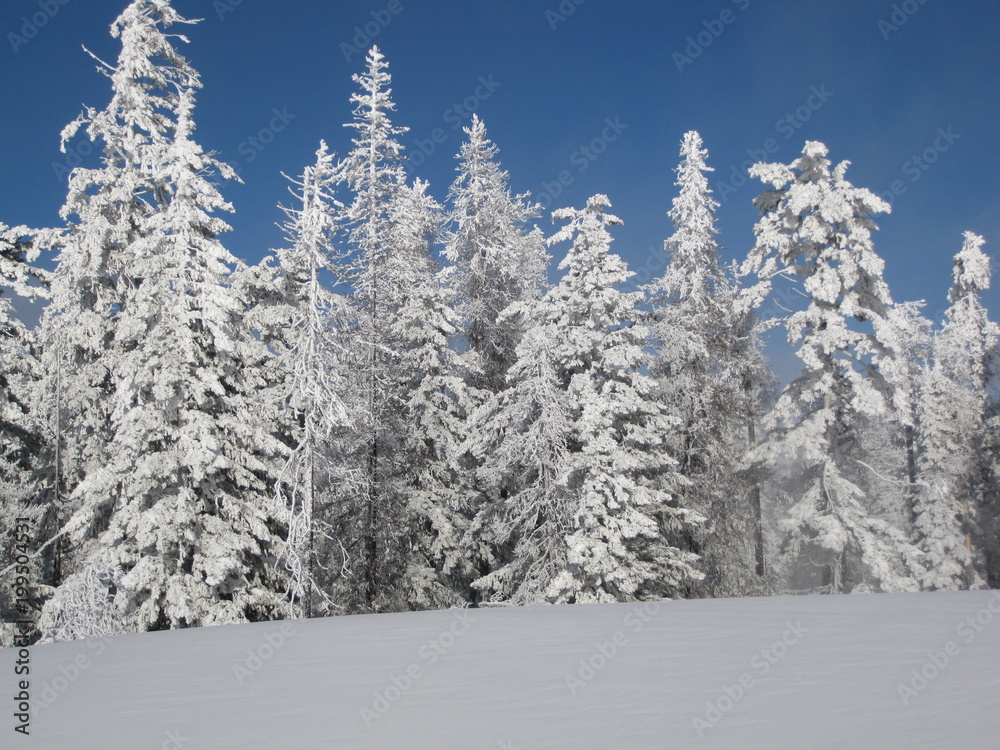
[[1, 0, 997, 644]]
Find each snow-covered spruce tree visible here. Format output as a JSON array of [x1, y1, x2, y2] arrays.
[[522, 195, 701, 603], [335, 46, 456, 611], [263, 142, 353, 618], [911, 358, 981, 590], [916, 231, 998, 588], [882, 300, 934, 523], [646, 131, 771, 597], [383, 180, 474, 609], [445, 115, 548, 395], [0, 225, 50, 489], [465, 317, 576, 604], [744, 141, 921, 594], [0, 224, 53, 644], [445, 116, 550, 597], [41, 1, 291, 634], [34, 0, 189, 591]]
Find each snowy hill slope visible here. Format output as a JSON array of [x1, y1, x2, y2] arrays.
[[5, 590, 1000, 749]]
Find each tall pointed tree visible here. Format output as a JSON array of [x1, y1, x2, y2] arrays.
[[333, 45, 411, 611], [41, 0, 290, 636], [915, 232, 998, 588], [445, 115, 548, 395], [538, 195, 701, 603], [745, 141, 921, 594], [646, 131, 771, 596], [266, 142, 352, 618], [385, 180, 473, 608], [35, 0, 188, 589]]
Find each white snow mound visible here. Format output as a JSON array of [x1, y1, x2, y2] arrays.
[[4, 590, 1000, 749]]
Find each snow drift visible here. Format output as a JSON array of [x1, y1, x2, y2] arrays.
[[5, 589, 1000, 749]]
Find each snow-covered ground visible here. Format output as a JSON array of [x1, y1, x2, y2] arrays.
[[5, 590, 1000, 749]]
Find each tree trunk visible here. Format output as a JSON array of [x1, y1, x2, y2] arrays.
[[747, 420, 765, 577], [905, 423, 918, 526]]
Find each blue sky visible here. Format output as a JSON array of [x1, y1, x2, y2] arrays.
[[2, 0, 1000, 373]]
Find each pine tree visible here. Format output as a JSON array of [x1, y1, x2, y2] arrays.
[[333, 46, 411, 611], [916, 232, 998, 588], [445, 116, 550, 599], [0, 224, 53, 645], [745, 141, 921, 593], [35, 0, 185, 590], [445, 115, 548, 395], [385, 180, 473, 608], [882, 300, 934, 524], [41, 0, 290, 635], [646, 131, 771, 596], [0, 225, 50, 488], [265, 142, 352, 618], [912, 359, 980, 589], [534, 195, 700, 603]]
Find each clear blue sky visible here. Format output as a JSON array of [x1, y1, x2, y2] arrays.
[[3, 0, 1000, 370]]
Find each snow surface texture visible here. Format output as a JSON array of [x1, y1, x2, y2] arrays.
[[5, 591, 1000, 749]]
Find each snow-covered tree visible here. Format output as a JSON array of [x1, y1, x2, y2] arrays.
[[262, 142, 352, 618], [745, 141, 921, 594], [646, 131, 771, 597], [333, 48, 471, 611], [510, 195, 701, 603], [914, 232, 998, 589], [0, 225, 50, 488], [0, 224, 53, 644], [882, 301, 934, 522], [445, 115, 548, 395], [385, 181, 473, 609], [43, 0, 291, 634], [465, 318, 576, 604], [332, 45, 412, 611], [34, 0, 190, 589], [912, 359, 980, 589]]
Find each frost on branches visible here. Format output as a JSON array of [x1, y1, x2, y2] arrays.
[[480, 195, 702, 604], [264, 142, 351, 618], [42, 0, 291, 634], [646, 131, 771, 597], [0, 224, 53, 643], [745, 141, 921, 593], [445, 115, 548, 395], [913, 232, 998, 589]]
